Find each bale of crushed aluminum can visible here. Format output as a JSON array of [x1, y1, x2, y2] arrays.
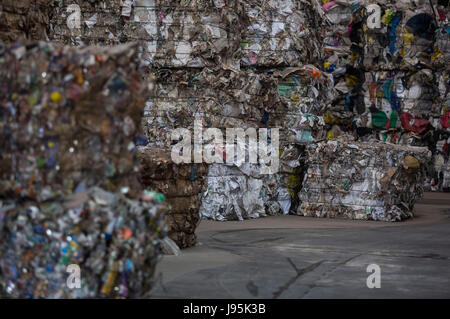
[[297, 134, 431, 221], [0, 188, 168, 298]]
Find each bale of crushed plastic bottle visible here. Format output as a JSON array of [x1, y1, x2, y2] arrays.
[[0, 188, 168, 298], [0, 41, 149, 201], [0, 41, 169, 298]]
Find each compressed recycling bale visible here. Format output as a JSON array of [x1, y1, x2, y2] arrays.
[[360, 0, 437, 70], [0, 42, 149, 201], [138, 147, 207, 248], [0, 0, 51, 43], [433, 1, 450, 68], [164, 195, 202, 249], [0, 187, 168, 299], [351, 68, 439, 135], [199, 160, 302, 221], [168, 195, 201, 214], [147, 179, 203, 198], [200, 164, 267, 221], [143, 67, 278, 148], [164, 209, 199, 249], [317, 0, 437, 71], [167, 232, 197, 250], [272, 66, 332, 143], [131, 0, 243, 68], [238, 0, 323, 67], [138, 147, 208, 181], [297, 134, 431, 221], [49, 0, 244, 68], [165, 210, 200, 234]]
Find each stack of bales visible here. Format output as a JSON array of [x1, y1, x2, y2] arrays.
[[198, 1, 330, 220], [314, 0, 450, 192]]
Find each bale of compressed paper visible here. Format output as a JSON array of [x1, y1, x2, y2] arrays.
[[316, 0, 357, 73], [315, 0, 437, 71], [49, 0, 244, 68], [200, 163, 295, 221], [314, 0, 366, 134], [441, 160, 450, 191], [0, 188, 168, 298], [49, 0, 123, 47], [143, 67, 278, 149], [358, 0, 437, 70], [238, 0, 323, 67], [138, 147, 207, 248], [352, 68, 439, 136], [198, 131, 307, 221], [272, 66, 331, 144], [200, 164, 268, 221], [297, 135, 431, 221], [0, 0, 51, 43], [433, 1, 450, 68], [0, 42, 149, 201]]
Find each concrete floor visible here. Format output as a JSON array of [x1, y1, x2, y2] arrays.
[[150, 192, 450, 299]]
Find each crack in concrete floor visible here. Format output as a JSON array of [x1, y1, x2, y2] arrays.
[[272, 258, 325, 299]]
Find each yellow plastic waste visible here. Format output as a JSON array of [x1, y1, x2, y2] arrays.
[[345, 74, 358, 89], [402, 28, 414, 46], [404, 155, 420, 169], [50, 91, 62, 103], [324, 111, 336, 124], [381, 10, 391, 25], [326, 130, 335, 140]]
